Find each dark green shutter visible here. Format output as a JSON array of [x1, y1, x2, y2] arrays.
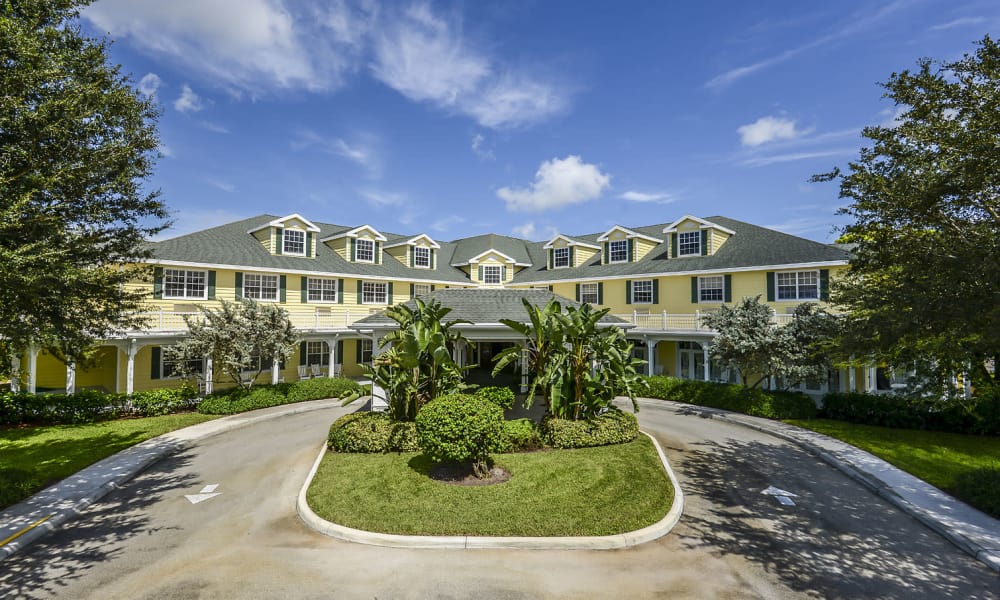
[[478, 266, 484, 282], [410, 283, 415, 299], [602, 242, 609, 264], [701, 232, 708, 255], [820, 269, 830, 301], [207, 270, 216, 299], [547, 249, 553, 270], [410, 248, 415, 268], [375, 242, 381, 264], [671, 234, 678, 259], [625, 280, 632, 304], [357, 280, 363, 304], [279, 275, 287, 303], [235, 272, 243, 300], [724, 274, 732, 302], [652, 279, 659, 304], [431, 285, 436, 291], [597, 282, 604, 304], [338, 279, 344, 304], [275, 229, 283, 255], [153, 267, 163, 299], [301, 277, 308, 303], [386, 282, 393, 303], [350, 238, 356, 262], [500, 266, 506, 282], [548, 285, 553, 291], [766, 272, 775, 302], [627, 239, 634, 262], [691, 277, 699, 303], [150, 347, 161, 380], [568, 246, 575, 267], [299, 342, 307, 366], [355, 339, 362, 364], [336, 340, 343, 365], [575, 283, 581, 302], [306, 232, 313, 257]]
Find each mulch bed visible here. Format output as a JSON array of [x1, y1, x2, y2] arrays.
[[429, 462, 511, 486]]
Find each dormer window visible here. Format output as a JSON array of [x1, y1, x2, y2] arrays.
[[283, 230, 305, 256], [483, 265, 502, 285], [609, 240, 629, 263], [355, 238, 375, 263], [414, 246, 430, 268], [553, 247, 570, 268], [678, 231, 701, 256]]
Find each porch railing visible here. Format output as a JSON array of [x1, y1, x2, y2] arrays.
[[131, 307, 385, 332], [612, 310, 797, 333]]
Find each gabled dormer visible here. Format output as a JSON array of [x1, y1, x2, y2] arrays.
[[384, 234, 441, 270], [662, 215, 735, 258], [542, 235, 601, 270], [597, 226, 663, 265], [247, 214, 321, 258], [320, 225, 388, 264]]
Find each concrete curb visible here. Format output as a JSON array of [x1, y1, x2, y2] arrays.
[[0, 398, 348, 562], [296, 430, 684, 550], [638, 399, 1000, 574]]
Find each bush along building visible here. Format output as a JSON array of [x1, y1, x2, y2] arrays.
[[12, 212, 879, 397]]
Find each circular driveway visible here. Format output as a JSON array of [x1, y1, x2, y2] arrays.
[[1, 400, 996, 599]]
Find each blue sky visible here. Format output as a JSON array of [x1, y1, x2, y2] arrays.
[[81, 0, 999, 243]]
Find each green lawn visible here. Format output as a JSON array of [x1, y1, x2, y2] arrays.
[[0, 413, 219, 510], [787, 419, 1000, 518], [307, 436, 673, 536]]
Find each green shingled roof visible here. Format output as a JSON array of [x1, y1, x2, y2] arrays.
[[449, 233, 533, 265], [352, 288, 629, 327]]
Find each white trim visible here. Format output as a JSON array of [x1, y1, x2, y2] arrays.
[[552, 246, 571, 269], [281, 228, 307, 257], [676, 230, 702, 257], [597, 225, 663, 244], [319, 224, 387, 242], [542, 234, 601, 250], [247, 213, 321, 234], [631, 279, 654, 305], [145, 259, 466, 285], [383, 234, 441, 249], [454, 249, 528, 266], [306, 276, 339, 304], [354, 238, 376, 263], [508, 260, 847, 286], [242, 272, 280, 303], [413, 246, 432, 269], [608, 239, 630, 264], [697, 275, 725, 304], [481, 264, 503, 286], [774, 269, 821, 302], [662, 215, 736, 235], [361, 281, 390, 305], [162, 268, 209, 300]]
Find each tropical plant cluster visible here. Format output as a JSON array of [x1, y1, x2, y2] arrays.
[[821, 391, 1000, 436], [1, 387, 197, 426], [643, 376, 818, 420], [542, 409, 639, 449], [197, 377, 363, 415]]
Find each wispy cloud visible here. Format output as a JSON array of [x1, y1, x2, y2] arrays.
[[763, 216, 840, 239], [742, 148, 856, 167], [929, 16, 986, 31], [292, 129, 380, 177], [471, 133, 495, 160], [737, 116, 810, 147], [497, 155, 611, 212], [138, 72, 162, 96], [359, 188, 405, 208], [206, 179, 236, 193], [706, 1, 908, 89], [619, 191, 675, 204], [201, 121, 230, 134], [173, 84, 204, 113], [511, 222, 557, 241], [430, 215, 465, 232]]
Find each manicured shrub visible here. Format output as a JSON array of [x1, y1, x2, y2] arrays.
[[0, 386, 198, 425], [820, 391, 1000, 435], [542, 408, 639, 449], [129, 387, 199, 416], [197, 379, 361, 415], [643, 376, 818, 420], [327, 412, 419, 453], [416, 394, 506, 477], [502, 418, 543, 452], [286, 377, 362, 402], [475, 386, 516, 411]]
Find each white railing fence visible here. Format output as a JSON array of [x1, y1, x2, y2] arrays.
[[613, 310, 798, 332], [132, 307, 385, 332]]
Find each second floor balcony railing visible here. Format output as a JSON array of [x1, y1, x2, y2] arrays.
[[612, 310, 797, 333], [132, 306, 385, 333]]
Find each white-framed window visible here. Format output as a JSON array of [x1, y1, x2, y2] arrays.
[[777, 270, 819, 300], [553, 247, 570, 268], [163, 269, 207, 300], [580, 283, 599, 304], [483, 265, 502, 285], [632, 279, 653, 304], [163, 355, 203, 379], [413, 246, 431, 268], [699, 276, 724, 302], [609, 239, 629, 263], [362, 281, 388, 304], [413, 283, 431, 296], [306, 341, 329, 366], [244, 274, 278, 301], [355, 238, 374, 263], [283, 229, 305, 256], [307, 278, 337, 303], [678, 231, 701, 256], [360, 339, 373, 365]]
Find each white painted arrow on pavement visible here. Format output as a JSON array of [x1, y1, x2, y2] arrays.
[[761, 485, 798, 506], [185, 484, 222, 504]]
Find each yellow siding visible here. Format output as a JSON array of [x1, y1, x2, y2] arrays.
[[387, 245, 407, 266], [574, 247, 598, 267], [471, 253, 512, 285], [332, 238, 349, 260], [709, 228, 731, 254], [252, 228, 272, 253], [635, 238, 657, 261]]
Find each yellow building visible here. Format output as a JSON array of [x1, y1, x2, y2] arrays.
[[15, 213, 876, 397]]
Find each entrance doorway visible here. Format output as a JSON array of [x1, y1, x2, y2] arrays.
[[465, 341, 519, 389]]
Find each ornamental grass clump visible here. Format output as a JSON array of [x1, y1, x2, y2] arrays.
[[415, 394, 506, 479]]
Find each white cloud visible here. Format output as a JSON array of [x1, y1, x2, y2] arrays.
[[138, 72, 162, 96], [359, 188, 405, 208], [292, 129, 380, 176], [371, 3, 568, 128], [742, 148, 856, 167], [173, 84, 204, 113], [878, 106, 907, 129], [619, 190, 674, 204], [497, 155, 611, 213], [201, 121, 230, 134], [471, 133, 494, 160], [431, 215, 465, 232], [737, 116, 807, 147], [207, 179, 236, 193], [511, 222, 557, 241], [929, 16, 985, 31], [158, 144, 174, 158]]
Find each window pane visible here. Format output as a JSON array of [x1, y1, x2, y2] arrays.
[[798, 271, 819, 299], [356, 239, 374, 262], [306, 341, 329, 366], [678, 231, 700, 256], [245, 274, 278, 300], [609, 240, 628, 262], [632, 280, 653, 304], [484, 265, 501, 284], [283, 230, 305, 255], [307, 278, 337, 302], [164, 269, 186, 298], [580, 283, 599, 304], [776, 272, 798, 300], [699, 276, 723, 302], [362, 281, 387, 304], [554, 247, 569, 267], [414, 247, 430, 267], [413, 284, 431, 296]]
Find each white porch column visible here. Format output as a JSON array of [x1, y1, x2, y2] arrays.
[[26, 342, 39, 394], [520, 346, 529, 393], [66, 361, 76, 395], [646, 340, 657, 376], [702, 344, 711, 382], [271, 356, 280, 385], [848, 358, 856, 392], [204, 356, 213, 395], [126, 340, 138, 395], [866, 366, 877, 393], [327, 337, 339, 377], [10, 352, 20, 393]]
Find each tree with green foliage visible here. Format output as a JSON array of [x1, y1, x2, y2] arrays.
[[164, 300, 297, 391], [814, 36, 1000, 395], [494, 299, 645, 420], [365, 298, 472, 421], [1, 1, 167, 368]]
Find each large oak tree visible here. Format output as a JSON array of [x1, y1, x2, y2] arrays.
[[1, 0, 167, 367]]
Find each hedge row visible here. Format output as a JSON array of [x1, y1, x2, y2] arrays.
[[820, 392, 1000, 436], [327, 412, 419, 453], [0, 387, 198, 426], [643, 376, 818, 420], [541, 408, 639, 449], [197, 377, 363, 415]]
